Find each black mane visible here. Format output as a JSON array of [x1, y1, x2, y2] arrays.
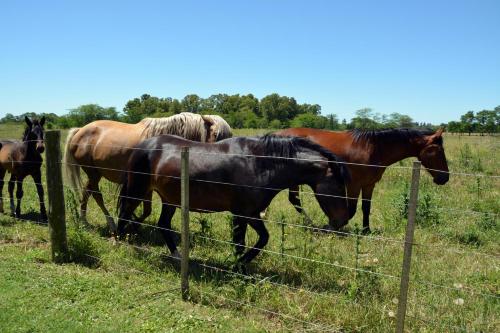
[[258, 134, 351, 182], [350, 128, 436, 144]]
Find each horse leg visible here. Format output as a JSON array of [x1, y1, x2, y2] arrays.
[[133, 191, 153, 233], [0, 168, 5, 213], [8, 174, 16, 216], [117, 191, 142, 238], [79, 180, 92, 225], [288, 185, 313, 225], [232, 216, 248, 256], [15, 176, 25, 218], [361, 185, 375, 234], [237, 217, 269, 266], [32, 170, 47, 222], [157, 202, 179, 258], [86, 174, 116, 234]]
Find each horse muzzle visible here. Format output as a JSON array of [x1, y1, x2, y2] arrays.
[[36, 144, 45, 153], [433, 172, 449, 185]]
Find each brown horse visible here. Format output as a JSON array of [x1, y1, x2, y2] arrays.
[[274, 128, 449, 232], [63, 112, 232, 233], [0, 117, 47, 221]]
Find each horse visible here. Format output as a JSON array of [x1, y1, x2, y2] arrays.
[[274, 128, 449, 233], [117, 134, 351, 267], [0, 116, 47, 221], [63, 112, 232, 234]]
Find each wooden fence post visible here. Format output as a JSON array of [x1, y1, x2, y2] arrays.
[[45, 130, 68, 263], [180, 146, 190, 300], [396, 161, 421, 333]]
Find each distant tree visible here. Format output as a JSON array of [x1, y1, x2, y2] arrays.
[[446, 121, 463, 133], [0, 113, 16, 123], [59, 104, 118, 127], [326, 114, 339, 130], [384, 113, 415, 128], [291, 113, 328, 128], [181, 94, 201, 113], [460, 111, 476, 135], [349, 108, 379, 129]]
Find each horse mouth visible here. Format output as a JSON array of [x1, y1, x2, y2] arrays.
[[36, 146, 45, 153]]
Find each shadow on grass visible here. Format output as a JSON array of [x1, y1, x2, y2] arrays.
[[0, 210, 47, 226], [124, 240, 348, 295]]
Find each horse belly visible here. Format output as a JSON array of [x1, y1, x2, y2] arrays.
[[159, 181, 233, 213]]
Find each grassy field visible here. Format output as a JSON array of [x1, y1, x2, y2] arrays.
[[0, 125, 499, 332]]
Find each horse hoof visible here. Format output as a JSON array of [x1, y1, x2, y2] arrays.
[[312, 224, 337, 233], [171, 250, 182, 261], [232, 263, 247, 275], [362, 227, 371, 235]]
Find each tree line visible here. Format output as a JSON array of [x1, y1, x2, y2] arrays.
[[1, 93, 497, 133], [446, 107, 499, 134]]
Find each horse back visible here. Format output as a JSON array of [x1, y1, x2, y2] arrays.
[[275, 128, 371, 162], [69, 120, 144, 182], [275, 128, 383, 187], [0, 140, 36, 174]]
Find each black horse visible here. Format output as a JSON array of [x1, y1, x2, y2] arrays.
[[0, 116, 47, 221], [117, 134, 351, 267]]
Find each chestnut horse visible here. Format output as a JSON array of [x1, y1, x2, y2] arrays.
[[275, 128, 449, 232], [117, 134, 351, 266], [63, 112, 232, 233], [0, 117, 47, 221]]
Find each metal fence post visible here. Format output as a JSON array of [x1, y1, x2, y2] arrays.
[[45, 130, 68, 263], [396, 161, 421, 333], [181, 146, 190, 300]]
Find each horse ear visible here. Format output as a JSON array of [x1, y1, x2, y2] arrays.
[[25, 116, 32, 127], [427, 127, 444, 145], [201, 115, 215, 127], [40, 116, 46, 126]]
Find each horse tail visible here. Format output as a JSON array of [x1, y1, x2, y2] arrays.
[[63, 128, 83, 194]]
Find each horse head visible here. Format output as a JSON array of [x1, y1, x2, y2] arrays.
[[418, 128, 449, 185], [201, 115, 218, 143], [294, 138, 351, 226], [24, 116, 46, 154]]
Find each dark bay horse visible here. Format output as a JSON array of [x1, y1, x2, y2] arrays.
[[0, 117, 47, 221], [275, 128, 449, 233], [117, 134, 351, 266]]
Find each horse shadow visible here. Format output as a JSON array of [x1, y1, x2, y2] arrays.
[[7, 210, 48, 226], [94, 222, 179, 247], [125, 239, 346, 295]]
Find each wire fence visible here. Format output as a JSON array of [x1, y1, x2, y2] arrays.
[[1, 132, 498, 332]]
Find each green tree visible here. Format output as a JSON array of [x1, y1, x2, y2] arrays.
[[460, 111, 476, 135], [349, 108, 379, 129], [181, 94, 201, 113], [62, 104, 118, 127]]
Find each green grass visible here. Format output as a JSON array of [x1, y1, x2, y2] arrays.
[[0, 124, 499, 332]]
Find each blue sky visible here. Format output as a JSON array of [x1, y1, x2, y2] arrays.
[[0, 0, 498, 124]]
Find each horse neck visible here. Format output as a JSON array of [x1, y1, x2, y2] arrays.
[[372, 137, 424, 166], [290, 151, 327, 185], [256, 153, 321, 189], [23, 139, 40, 159]]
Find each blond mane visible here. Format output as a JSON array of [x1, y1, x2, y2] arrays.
[[139, 112, 232, 142]]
